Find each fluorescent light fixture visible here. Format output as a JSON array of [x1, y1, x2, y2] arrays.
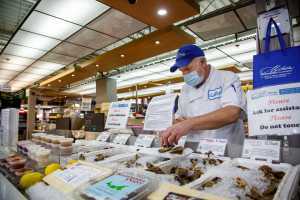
[[232, 51, 256, 63], [4, 44, 46, 59], [157, 8, 167, 16], [0, 79, 9, 84], [22, 11, 81, 40], [31, 61, 64, 71], [0, 63, 27, 71], [204, 49, 226, 60], [79, 88, 96, 95], [15, 73, 44, 82], [0, 70, 19, 79], [0, 54, 35, 66], [237, 71, 253, 81], [36, 0, 109, 26], [9, 81, 29, 88], [25, 67, 53, 76], [11, 30, 61, 51]]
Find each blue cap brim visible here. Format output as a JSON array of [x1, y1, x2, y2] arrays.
[[170, 58, 192, 72]]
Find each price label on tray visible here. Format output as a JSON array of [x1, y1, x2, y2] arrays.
[[96, 132, 111, 142], [177, 136, 187, 147], [242, 139, 281, 162], [134, 134, 155, 148], [196, 138, 227, 156], [112, 134, 131, 145]]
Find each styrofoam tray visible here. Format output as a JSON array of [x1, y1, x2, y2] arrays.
[[189, 158, 294, 200]]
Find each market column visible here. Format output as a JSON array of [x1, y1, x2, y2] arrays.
[[26, 89, 36, 139], [95, 78, 117, 106]]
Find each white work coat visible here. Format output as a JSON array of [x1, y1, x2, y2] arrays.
[[176, 67, 247, 157]]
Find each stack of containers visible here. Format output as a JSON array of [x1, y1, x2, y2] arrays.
[[59, 138, 73, 156]]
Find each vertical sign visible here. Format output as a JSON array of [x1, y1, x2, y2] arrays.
[[105, 101, 131, 129]]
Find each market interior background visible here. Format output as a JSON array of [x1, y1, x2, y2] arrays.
[[0, 0, 300, 199]]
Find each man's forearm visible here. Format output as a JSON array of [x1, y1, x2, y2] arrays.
[[187, 106, 241, 131]]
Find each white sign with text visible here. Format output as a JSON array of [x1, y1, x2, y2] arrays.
[[134, 134, 155, 148], [196, 138, 227, 156], [105, 101, 131, 129], [144, 94, 177, 131], [112, 134, 131, 145], [96, 132, 111, 142], [247, 83, 300, 136], [242, 139, 281, 162]]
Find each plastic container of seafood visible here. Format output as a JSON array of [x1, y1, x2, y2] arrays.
[[190, 158, 294, 200], [135, 146, 193, 159], [98, 152, 171, 172], [78, 147, 132, 163], [76, 168, 157, 200]]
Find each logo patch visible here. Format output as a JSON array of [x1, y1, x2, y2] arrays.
[[208, 87, 222, 100]]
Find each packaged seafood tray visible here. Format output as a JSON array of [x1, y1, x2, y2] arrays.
[[98, 152, 171, 172], [73, 140, 114, 153], [43, 161, 113, 194], [75, 168, 157, 200], [78, 147, 134, 163], [190, 158, 295, 200], [135, 146, 193, 159]]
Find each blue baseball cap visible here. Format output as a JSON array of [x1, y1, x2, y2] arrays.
[[170, 44, 205, 72]]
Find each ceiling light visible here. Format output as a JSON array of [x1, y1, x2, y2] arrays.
[[58, 79, 62, 82], [48, 84, 51, 86], [96, 64, 99, 67], [155, 40, 160, 45], [157, 9, 167, 16], [72, 74, 75, 77], [120, 54, 125, 58]]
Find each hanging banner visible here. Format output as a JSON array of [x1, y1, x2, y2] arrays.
[[81, 97, 92, 111], [105, 101, 131, 129], [144, 94, 177, 131], [247, 83, 300, 136]]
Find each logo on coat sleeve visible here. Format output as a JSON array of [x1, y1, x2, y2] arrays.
[[208, 87, 222, 100]]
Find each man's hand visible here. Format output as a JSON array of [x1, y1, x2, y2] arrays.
[[160, 120, 193, 146], [174, 117, 186, 124]]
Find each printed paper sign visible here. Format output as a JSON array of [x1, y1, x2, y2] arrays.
[[105, 102, 131, 129], [242, 139, 281, 162], [247, 83, 300, 136], [53, 163, 104, 188], [81, 97, 92, 111], [134, 134, 155, 148], [196, 138, 227, 156], [112, 134, 131, 145], [96, 132, 111, 142], [144, 94, 177, 131]]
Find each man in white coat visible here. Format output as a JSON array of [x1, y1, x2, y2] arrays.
[[161, 44, 247, 157]]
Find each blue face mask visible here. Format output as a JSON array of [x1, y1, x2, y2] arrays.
[[183, 71, 204, 87]]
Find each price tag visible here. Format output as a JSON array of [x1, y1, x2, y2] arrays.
[[96, 132, 111, 142], [196, 138, 227, 156], [134, 134, 155, 148], [242, 139, 281, 162], [177, 136, 187, 147], [112, 134, 131, 145]]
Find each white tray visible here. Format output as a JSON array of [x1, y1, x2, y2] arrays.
[[135, 147, 193, 159]]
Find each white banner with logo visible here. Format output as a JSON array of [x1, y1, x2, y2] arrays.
[[105, 101, 131, 129], [247, 83, 300, 136]]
